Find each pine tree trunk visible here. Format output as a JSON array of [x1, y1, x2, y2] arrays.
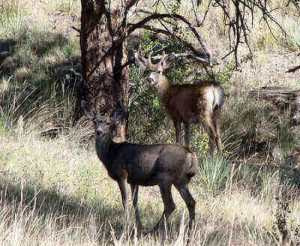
[[76, 0, 129, 140]]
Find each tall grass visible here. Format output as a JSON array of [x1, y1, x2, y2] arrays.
[[196, 157, 232, 193], [4, 127, 300, 245], [0, 78, 76, 134], [0, 0, 28, 38]]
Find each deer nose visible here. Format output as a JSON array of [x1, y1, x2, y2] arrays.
[[96, 129, 103, 136], [149, 78, 156, 85]]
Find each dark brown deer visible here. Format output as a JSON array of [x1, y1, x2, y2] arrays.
[[81, 100, 197, 231], [135, 52, 224, 156]]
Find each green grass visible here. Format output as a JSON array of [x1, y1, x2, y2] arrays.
[[0, 34, 79, 131], [196, 157, 232, 193], [0, 0, 80, 132]]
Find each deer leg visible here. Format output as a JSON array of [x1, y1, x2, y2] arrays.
[[176, 185, 196, 229], [130, 184, 142, 232], [202, 112, 216, 158], [213, 109, 222, 155], [154, 182, 175, 231], [174, 120, 182, 144], [118, 179, 129, 225], [208, 128, 216, 158], [184, 123, 191, 147]]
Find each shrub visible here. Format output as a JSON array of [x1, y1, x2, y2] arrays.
[[196, 156, 231, 193]]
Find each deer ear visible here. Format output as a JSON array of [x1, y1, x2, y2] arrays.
[[113, 106, 128, 125], [134, 53, 148, 70], [161, 55, 172, 70], [81, 100, 95, 120]]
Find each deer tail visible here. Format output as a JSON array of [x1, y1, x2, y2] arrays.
[[186, 153, 197, 178], [213, 86, 224, 111]]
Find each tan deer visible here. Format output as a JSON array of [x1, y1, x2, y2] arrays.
[[135, 52, 224, 156], [81, 100, 197, 232]]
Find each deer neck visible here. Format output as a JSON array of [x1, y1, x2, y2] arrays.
[[156, 75, 171, 98], [95, 133, 114, 168]]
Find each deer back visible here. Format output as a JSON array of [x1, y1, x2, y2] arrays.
[[159, 82, 224, 124], [104, 142, 196, 186]]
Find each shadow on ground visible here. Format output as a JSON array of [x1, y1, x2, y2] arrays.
[[0, 33, 81, 127], [0, 176, 125, 241], [0, 175, 197, 242]]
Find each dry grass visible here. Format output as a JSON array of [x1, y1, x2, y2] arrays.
[[0, 131, 299, 245]]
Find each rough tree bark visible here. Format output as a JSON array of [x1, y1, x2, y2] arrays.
[[77, 0, 129, 140]]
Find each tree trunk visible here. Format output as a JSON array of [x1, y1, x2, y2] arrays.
[[76, 0, 129, 140]]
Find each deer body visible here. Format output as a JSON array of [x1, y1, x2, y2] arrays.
[[82, 101, 197, 231], [136, 53, 224, 156], [96, 140, 196, 186], [158, 81, 223, 124]]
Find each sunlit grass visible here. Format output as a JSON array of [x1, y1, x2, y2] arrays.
[[0, 130, 299, 245]]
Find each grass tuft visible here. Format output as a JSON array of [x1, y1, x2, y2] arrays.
[[196, 157, 231, 193]]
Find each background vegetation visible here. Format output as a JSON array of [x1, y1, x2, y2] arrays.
[[0, 0, 299, 245]]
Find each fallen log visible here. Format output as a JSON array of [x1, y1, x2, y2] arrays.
[[249, 86, 300, 125]]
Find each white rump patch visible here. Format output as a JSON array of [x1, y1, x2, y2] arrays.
[[205, 86, 223, 111]]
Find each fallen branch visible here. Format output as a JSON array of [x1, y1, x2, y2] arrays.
[[286, 65, 300, 73]]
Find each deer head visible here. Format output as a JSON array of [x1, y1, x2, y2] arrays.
[[81, 100, 125, 139], [135, 52, 173, 88]]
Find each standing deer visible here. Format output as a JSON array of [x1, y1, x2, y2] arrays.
[[135, 52, 224, 156], [81, 100, 197, 231]]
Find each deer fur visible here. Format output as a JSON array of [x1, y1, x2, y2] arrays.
[[135, 53, 224, 156], [81, 100, 197, 231]]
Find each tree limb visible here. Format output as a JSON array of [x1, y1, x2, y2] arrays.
[[209, 0, 297, 68], [127, 11, 209, 54], [286, 65, 300, 73], [88, 11, 211, 78]]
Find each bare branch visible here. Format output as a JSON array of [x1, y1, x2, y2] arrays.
[[150, 52, 211, 64], [286, 0, 300, 11], [128, 12, 209, 54], [71, 26, 81, 33], [286, 65, 300, 73], [198, 0, 213, 26], [88, 11, 211, 78], [208, 0, 298, 68]]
